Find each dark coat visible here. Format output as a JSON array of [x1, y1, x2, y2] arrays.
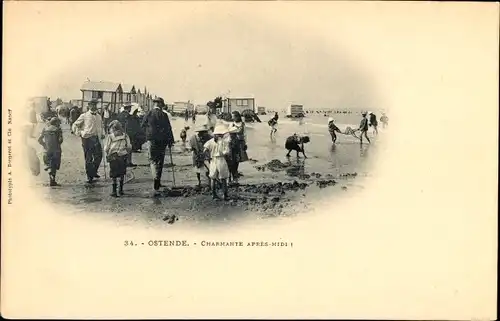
[[141, 108, 174, 144], [69, 108, 81, 123]]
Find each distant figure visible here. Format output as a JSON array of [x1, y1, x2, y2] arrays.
[[38, 117, 63, 186], [268, 112, 279, 137], [192, 111, 196, 124], [380, 112, 389, 128], [180, 126, 190, 144], [189, 124, 212, 187], [29, 104, 37, 138], [285, 134, 310, 158], [102, 105, 111, 132], [358, 112, 371, 145], [117, 103, 137, 167], [204, 125, 231, 200], [104, 120, 132, 197], [141, 97, 175, 194], [71, 99, 104, 184], [369, 112, 378, 136], [327, 117, 342, 143], [184, 109, 189, 122]]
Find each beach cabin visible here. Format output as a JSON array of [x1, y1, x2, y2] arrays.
[[80, 81, 123, 113], [172, 101, 194, 116], [195, 104, 208, 115], [121, 84, 137, 104], [286, 104, 305, 118], [136, 88, 155, 111], [222, 97, 255, 114]]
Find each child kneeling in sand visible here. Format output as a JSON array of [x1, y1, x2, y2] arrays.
[[203, 125, 231, 200], [104, 120, 132, 197], [285, 133, 310, 158]]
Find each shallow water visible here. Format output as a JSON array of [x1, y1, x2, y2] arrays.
[[30, 111, 385, 226]]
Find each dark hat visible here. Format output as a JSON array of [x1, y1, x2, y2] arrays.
[[88, 99, 99, 105], [123, 102, 132, 108], [152, 97, 165, 105]]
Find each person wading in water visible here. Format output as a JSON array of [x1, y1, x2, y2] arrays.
[[327, 117, 342, 143], [358, 112, 371, 145], [141, 97, 175, 195], [72, 99, 104, 184], [369, 112, 378, 136], [227, 111, 248, 185], [104, 120, 132, 197], [285, 133, 310, 158], [268, 112, 279, 138], [380, 112, 389, 128], [38, 117, 63, 186]]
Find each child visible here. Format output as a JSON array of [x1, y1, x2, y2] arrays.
[[285, 133, 310, 158], [327, 117, 342, 143], [189, 125, 212, 187], [268, 112, 279, 137], [180, 126, 190, 144], [104, 120, 132, 197], [203, 125, 231, 200], [37, 117, 63, 186]]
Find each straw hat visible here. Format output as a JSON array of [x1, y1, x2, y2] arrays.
[[212, 124, 228, 135], [328, 117, 334, 123], [194, 124, 208, 132]]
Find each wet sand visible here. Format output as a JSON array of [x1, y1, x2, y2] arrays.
[[28, 113, 385, 226]]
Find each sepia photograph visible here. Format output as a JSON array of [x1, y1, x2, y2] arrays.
[[2, 1, 498, 319]]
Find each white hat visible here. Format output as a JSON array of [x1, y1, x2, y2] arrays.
[[328, 117, 334, 122], [194, 124, 209, 132], [212, 124, 228, 135]]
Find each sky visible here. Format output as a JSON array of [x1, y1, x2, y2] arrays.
[[38, 4, 382, 110]]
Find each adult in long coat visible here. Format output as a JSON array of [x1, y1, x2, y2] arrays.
[[141, 97, 175, 193]]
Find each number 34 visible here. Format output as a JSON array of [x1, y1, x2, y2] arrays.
[[124, 240, 135, 246]]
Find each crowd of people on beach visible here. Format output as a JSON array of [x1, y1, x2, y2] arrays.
[[26, 97, 388, 201]]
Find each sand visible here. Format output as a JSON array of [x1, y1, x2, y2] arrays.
[[27, 113, 384, 226]]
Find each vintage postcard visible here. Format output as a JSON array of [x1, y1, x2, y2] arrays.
[[2, 1, 498, 319]]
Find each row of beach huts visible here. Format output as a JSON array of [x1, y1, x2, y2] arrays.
[[28, 80, 351, 119]]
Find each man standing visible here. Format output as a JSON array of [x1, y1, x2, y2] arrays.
[[72, 99, 104, 183], [117, 103, 137, 167], [141, 97, 175, 194], [358, 112, 371, 145]]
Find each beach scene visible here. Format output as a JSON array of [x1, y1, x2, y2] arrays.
[[26, 104, 389, 227]]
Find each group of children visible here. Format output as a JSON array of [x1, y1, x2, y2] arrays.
[[182, 111, 248, 200]]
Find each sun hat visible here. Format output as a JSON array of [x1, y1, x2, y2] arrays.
[[212, 124, 228, 135], [194, 124, 208, 132], [328, 117, 334, 122]]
